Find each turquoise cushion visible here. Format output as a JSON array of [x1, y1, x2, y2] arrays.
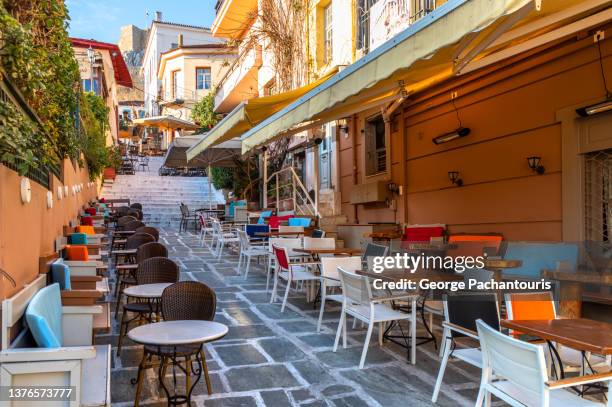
[[257, 210, 273, 225], [229, 200, 247, 217], [69, 233, 88, 245], [288, 218, 311, 227], [25, 284, 63, 348], [51, 261, 71, 290], [503, 243, 578, 278]]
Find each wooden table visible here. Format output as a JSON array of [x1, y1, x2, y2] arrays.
[[293, 248, 362, 256], [256, 231, 305, 237], [500, 318, 612, 355], [358, 268, 463, 283]]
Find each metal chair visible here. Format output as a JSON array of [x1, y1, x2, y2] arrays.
[[117, 257, 179, 355], [237, 230, 268, 279], [311, 229, 326, 238], [271, 244, 318, 312], [317, 256, 362, 332], [133, 281, 217, 405]]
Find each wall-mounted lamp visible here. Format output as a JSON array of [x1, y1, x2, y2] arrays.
[[433, 127, 470, 145], [448, 171, 463, 187], [387, 182, 400, 194], [527, 156, 545, 174], [337, 118, 349, 134], [576, 99, 612, 117], [577, 32, 611, 117], [314, 137, 323, 146]]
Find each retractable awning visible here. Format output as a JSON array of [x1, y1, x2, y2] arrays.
[[185, 69, 338, 162], [240, 0, 611, 154], [133, 115, 200, 131], [164, 136, 241, 168]]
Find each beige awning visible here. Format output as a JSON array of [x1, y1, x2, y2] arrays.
[[133, 115, 200, 131], [164, 135, 241, 168], [241, 0, 609, 154], [185, 69, 338, 162]]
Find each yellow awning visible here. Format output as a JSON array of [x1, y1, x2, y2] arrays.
[[133, 115, 200, 131], [241, 0, 608, 154], [186, 68, 338, 162]]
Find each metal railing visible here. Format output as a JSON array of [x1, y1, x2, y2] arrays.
[[265, 166, 318, 218]]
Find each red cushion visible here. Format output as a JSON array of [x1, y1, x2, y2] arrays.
[[85, 208, 97, 216], [402, 226, 445, 242], [81, 216, 93, 226], [268, 215, 293, 229]]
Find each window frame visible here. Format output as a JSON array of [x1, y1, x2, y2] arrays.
[[364, 114, 389, 177], [171, 69, 180, 99], [195, 67, 212, 90], [323, 3, 333, 64]]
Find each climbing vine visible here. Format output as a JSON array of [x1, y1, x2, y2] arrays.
[[0, 0, 116, 178]]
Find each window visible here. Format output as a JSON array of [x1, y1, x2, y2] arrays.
[[196, 67, 212, 90], [263, 79, 276, 96], [323, 3, 333, 64], [170, 42, 178, 50], [82, 78, 100, 95], [356, 0, 375, 53], [364, 115, 387, 176], [172, 70, 179, 99]]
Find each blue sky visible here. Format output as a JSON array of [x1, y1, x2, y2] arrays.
[[66, 0, 217, 44]]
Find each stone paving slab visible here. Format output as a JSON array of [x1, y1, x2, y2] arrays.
[[102, 228, 481, 407]]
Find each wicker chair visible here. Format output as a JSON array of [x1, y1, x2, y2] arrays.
[[114, 233, 157, 316], [133, 282, 218, 405], [117, 215, 137, 229], [135, 226, 159, 242], [130, 203, 143, 211], [137, 242, 168, 261], [128, 209, 143, 221], [117, 257, 179, 355]]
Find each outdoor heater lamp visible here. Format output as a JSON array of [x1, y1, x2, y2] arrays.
[[432, 127, 470, 145], [576, 98, 612, 117]]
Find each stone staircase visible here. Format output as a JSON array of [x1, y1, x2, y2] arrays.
[[100, 157, 224, 226]]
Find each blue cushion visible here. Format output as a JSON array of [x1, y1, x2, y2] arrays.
[[246, 224, 269, 238], [503, 243, 578, 278], [288, 218, 311, 227], [25, 284, 63, 348], [51, 261, 71, 290], [69, 233, 88, 245], [257, 210, 273, 225]]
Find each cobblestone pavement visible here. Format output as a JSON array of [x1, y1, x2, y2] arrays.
[[100, 228, 483, 407]]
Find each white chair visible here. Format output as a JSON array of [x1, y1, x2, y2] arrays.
[[266, 237, 302, 294], [271, 244, 318, 312], [334, 267, 417, 368], [317, 256, 362, 332], [198, 213, 214, 248], [212, 220, 239, 259], [431, 292, 500, 403], [278, 225, 304, 235], [237, 230, 268, 278], [475, 319, 612, 407]]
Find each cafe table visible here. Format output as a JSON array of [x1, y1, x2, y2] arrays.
[[124, 283, 172, 300], [128, 320, 228, 406], [255, 231, 306, 237], [500, 318, 612, 380], [293, 247, 362, 256]]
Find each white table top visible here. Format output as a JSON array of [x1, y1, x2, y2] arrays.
[[128, 320, 228, 346], [123, 283, 172, 299]]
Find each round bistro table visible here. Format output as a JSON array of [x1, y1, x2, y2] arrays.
[[128, 320, 228, 406]]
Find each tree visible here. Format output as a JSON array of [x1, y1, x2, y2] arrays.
[[191, 92, 220, 131]]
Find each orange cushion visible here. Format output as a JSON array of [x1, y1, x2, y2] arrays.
[[509, 293, 555, 320], [65, 245, 89, 261], [76, 225, 95, 235]]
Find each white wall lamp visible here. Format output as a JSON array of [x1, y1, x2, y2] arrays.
[[20, 178, 32, 204], [46, 191, 53, 209]]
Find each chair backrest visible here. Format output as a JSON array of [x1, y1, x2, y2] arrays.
[[505, 291, 556, 321], [476, 319, 548, 400], [279, 225, 304, 233], [272, 244, 290, 270], [321, 257, 361, 280], [338, 267, 372, 305], [136, 257, 180, 285], [238, 230, 251, 250], [303, 237, 335, 250], [246, 224, 269, 238], [257, 210, 273, 225], [130, 203, 143, 210], [125, 220, 146, 231], [117, 215, 137, 228], [402, 224, 445, 244], [115, 206, 130, 217], [234, 206, 248, 222], [64, 245, 89, 261], [268, 215, 293, 228], [25, 283, 63, 348], [268, 237, 302, 256], [137, 242, 168, 263], [135, 226, 159, 242], [447, 234, 504, 258], [463, 267, 495, 284], [76, 225, 95, 235], [81, 216, 93, 226], [362, 242, 388, 261], [126, 232, 156, 250], [503, 242, 578, 279], [85, 207, 97, 216], [161, 281, 216, 321], [128, 209, 143, 220], [51, 260, 71, 290], [444, 292, 500, 338], [311, 229, 325, 238], [288, 217, 311, 227]]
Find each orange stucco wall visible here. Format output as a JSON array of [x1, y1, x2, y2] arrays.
[[0, 159, 97, 299], [339, 30, 612, 241]]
